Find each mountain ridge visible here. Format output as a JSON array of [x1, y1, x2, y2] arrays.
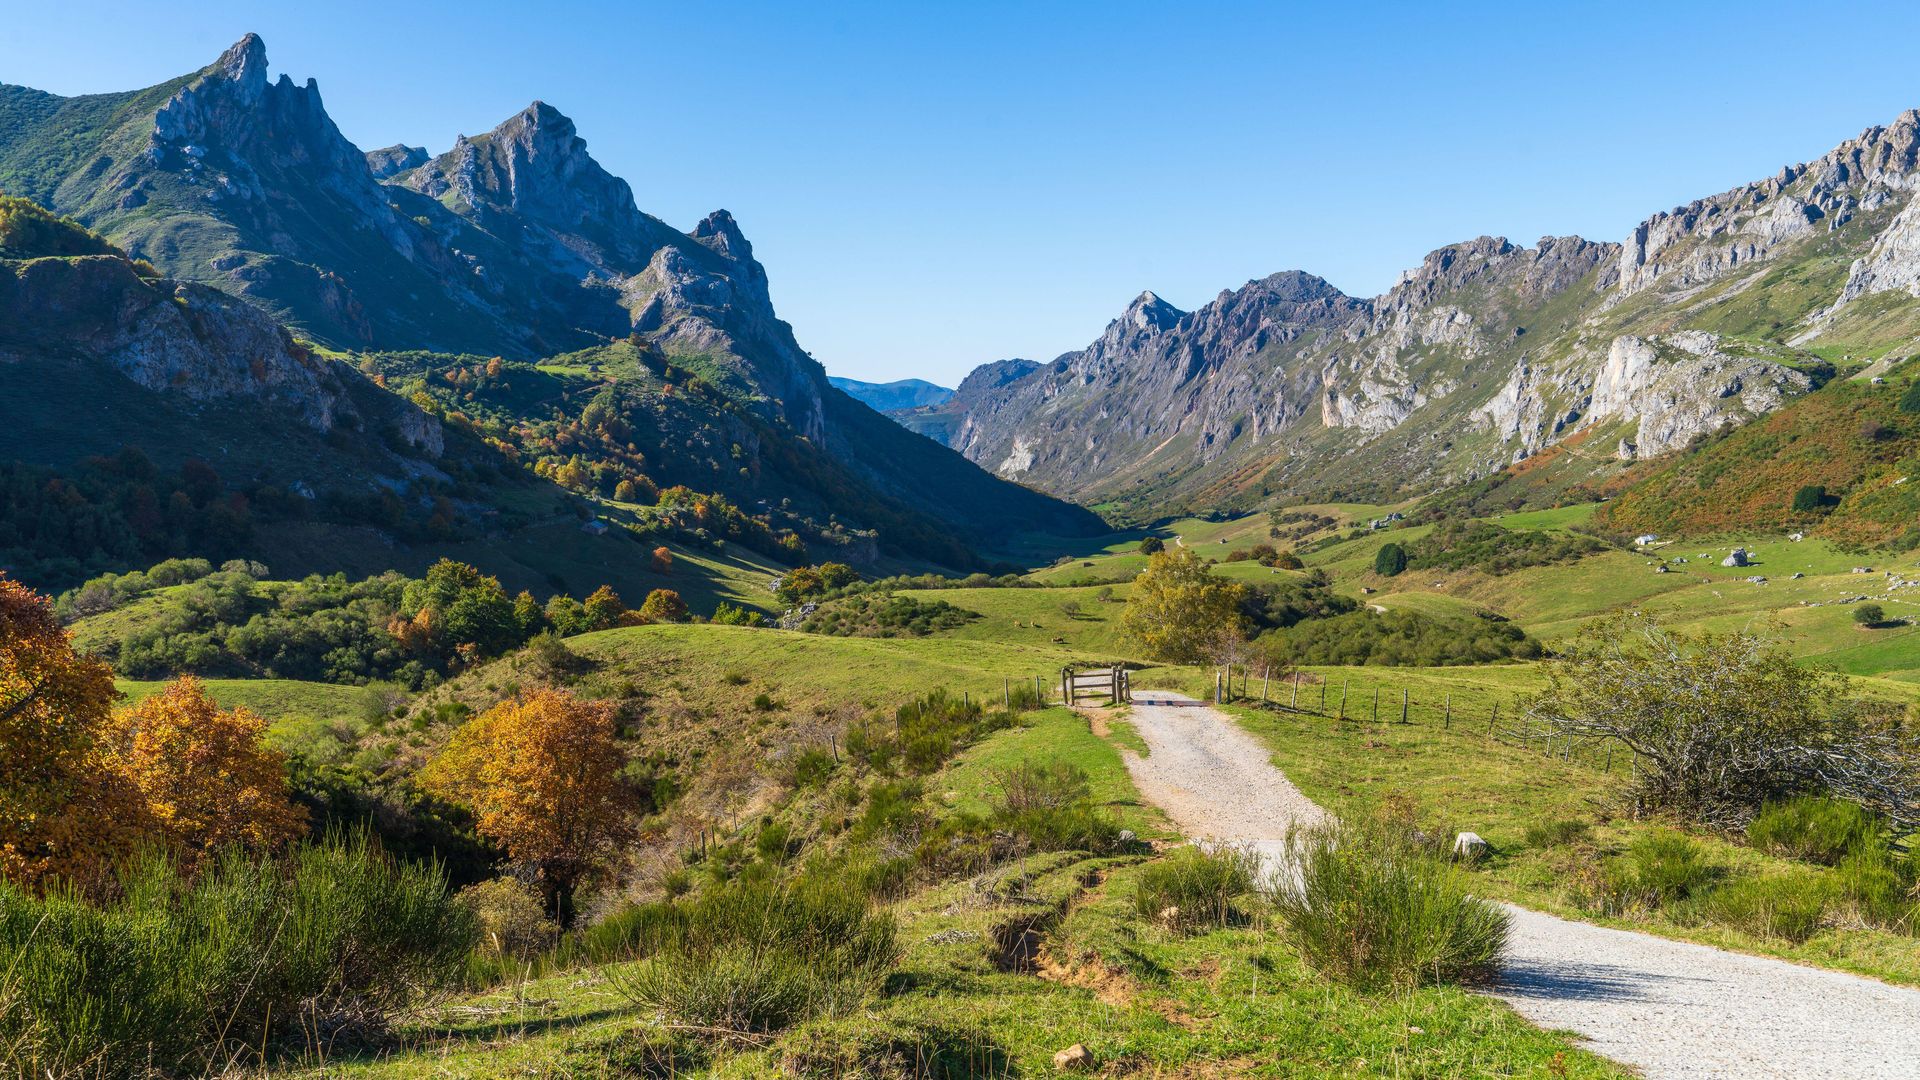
[[925, 111, 1920, 517]]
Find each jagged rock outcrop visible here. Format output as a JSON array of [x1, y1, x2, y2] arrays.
[[0, 253, 344, 431], [365, 144, 427, 179], [1828, 194, 1920, 309], [1617, 110, 1920, 299]]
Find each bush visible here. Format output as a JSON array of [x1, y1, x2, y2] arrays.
[[1853, 603, 1886, 627], [1700, 873, 1832, 942], [993, 761, 1091, 816], [608, 876, 897, 1034], [1138, 537, 1164, 555], [1264, 608, 1539, 667], [1133, 845, 1261, 931], [1373, 542, 1407, 577], [1792, 485, 1828, 513], [458, 876, 559, 961], [1618, 830, 1717, 905], [1273, 817, 1508, 990], [1834, 843, 1918, 933], [1899, 379, 1920, 414], [1747, 797, 1880, 865], [0, 832, 473, 1076]]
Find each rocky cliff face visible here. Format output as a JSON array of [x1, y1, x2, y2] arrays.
[[931, 112, 1920, 509], [0, 243, 443, 459]]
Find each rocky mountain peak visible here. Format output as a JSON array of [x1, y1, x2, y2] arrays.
[[211, 33, 269, 102], [1123, 290, 1185, 331], [693, 209, 753, 262], [366, 144, 428, 180]]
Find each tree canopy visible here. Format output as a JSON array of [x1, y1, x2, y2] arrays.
[[1120, 549, 1246, 663]]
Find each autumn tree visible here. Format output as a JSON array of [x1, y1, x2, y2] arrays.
[[582, 585, 627, 631], [396, 559, 521, 661], [104, 677, 306, 868], [1120, 549, 1247, 663], [651, 546, 674, 574], [0, 576, 142, 889], [637, 589, 689, 624], [419, 690, 636, 923]]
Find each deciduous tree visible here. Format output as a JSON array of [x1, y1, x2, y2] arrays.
[[637, 589, 689, 624], [0, 576, 142, 889], [419, 690, 636, 923], [104, 677, 306, 868], [1120, 549, 1246, 663]]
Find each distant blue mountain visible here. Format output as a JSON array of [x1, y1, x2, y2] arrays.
[[828, 376, 955, 412]]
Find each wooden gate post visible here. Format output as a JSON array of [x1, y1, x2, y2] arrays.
[[1214, 669, 1223, 704]]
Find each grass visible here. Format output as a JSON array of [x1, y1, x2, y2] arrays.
[[1274, 815, 1510, 991], [276, 660, 1621, 1078], [114, 676, 368, 758]]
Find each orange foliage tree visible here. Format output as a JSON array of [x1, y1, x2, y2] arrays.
[[418, 689, 635, 923], [651, 546, 673, 574], [104, 677, 306, 868], [637, 589, 689, 624], [0, 576, 141, 889]]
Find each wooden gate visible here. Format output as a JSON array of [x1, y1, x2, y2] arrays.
[[1062, 665, 1130, 705]]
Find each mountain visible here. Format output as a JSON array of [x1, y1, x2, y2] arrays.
[[0, 35, 1100, 568], [936, 112, 1920, 518], [827, 376, 954, 412]]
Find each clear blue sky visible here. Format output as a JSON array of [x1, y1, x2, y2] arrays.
[[6, 1, 1919, 385]]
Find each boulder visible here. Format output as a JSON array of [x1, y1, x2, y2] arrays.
[[1453, 832, 1490, 861], [1053, 1044, 1094, 1071]]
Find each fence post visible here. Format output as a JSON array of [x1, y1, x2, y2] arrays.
[[1290, 673, 1299, 710], [1338, 682, 1348, 720], [1489, 702, 1499, 736], [1003, 679, 1009, 709], [1262, 665, 1271, 704], [1371, 688, 1379, 723], [1401, 688, 1409, 724], [1443, 694, 1451, 730], [830, 733, 839, 763], [1215, 669, 1223, 704], [1319, 680, 1326, 714]]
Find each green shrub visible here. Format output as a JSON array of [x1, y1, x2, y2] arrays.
[[1700, 874, 1832, 942], [608, 876, 897, 1034], [1133, 845, 1261, 932], [1264, 608, 1539, 667], [1833, 842, 1918, 933], [1373, 542, 1407, 577], [1899, 379, 1920, 414], [457, 876, 559, 961], [1747, 797, 1880, 865], [1852, 603, 1886, 627], [1619, 830, 1717, 905], [1524, 819, 1592, 848], [1274, 817, 1509, 990], [1792, 485, 1829, 513], [0, 832, 472, 1075]]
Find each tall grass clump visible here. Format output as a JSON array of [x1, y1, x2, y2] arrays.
[[0, 830, 474, 1076], [608, 874, 898, 1035], [1699, 873, 1834, 942], [1273, 816, 1509, 991], [1747, 796, 1881, 865], [1132, 845, 1261, 932]]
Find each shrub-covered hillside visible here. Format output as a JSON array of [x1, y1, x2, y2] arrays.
[[1599, 365, 1920, 549]]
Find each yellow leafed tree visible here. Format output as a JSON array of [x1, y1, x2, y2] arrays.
[[419, 689, 635, 923], [0, 576, 144, 890], [1119, 549, 1247, 663], [105, 677, 306, 868]]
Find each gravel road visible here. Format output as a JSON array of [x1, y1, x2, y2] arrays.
[[1120, 690, 1920, 1080]]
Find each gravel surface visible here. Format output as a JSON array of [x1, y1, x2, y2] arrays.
[[1120, 690, 1920, 1080]]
